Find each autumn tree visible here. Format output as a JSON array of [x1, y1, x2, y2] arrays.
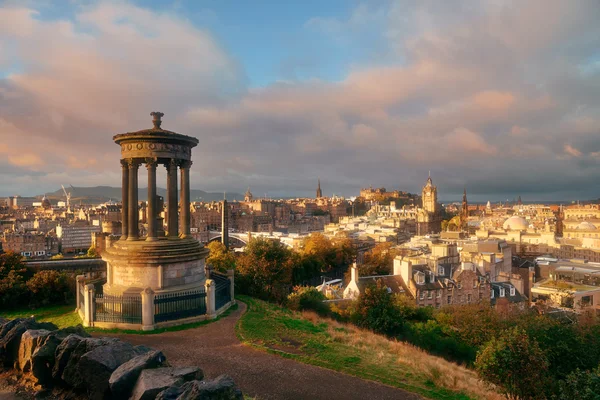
[[360, 242, 398, 276], [236, 238, 294, 302], [206, 241, 236, 272], [476, 327, 549, 400]]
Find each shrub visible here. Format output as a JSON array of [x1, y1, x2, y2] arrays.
[[26, 270, 75, 308], [476, 327, 549, 400], [350, 281, 403, 336], [0, 252, 31, 310], [556, 367, 600, 400], [287, 286, 330, 316]]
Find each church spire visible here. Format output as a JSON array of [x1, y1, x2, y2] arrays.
[[316, 178, 323, 198]]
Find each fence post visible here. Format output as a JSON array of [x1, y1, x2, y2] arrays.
[[83, 283, 95, 328], [76, 275, 85, 312], [141, 288, 155, 331], [205, 279, 216, 319], [227, 269, 235, 305]]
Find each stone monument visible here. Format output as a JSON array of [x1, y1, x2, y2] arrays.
[[102, 112, 209, 297]]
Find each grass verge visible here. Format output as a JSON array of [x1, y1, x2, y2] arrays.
[[0, 304, 81, 329], [1, 303, 238, 335], [236, 295, 501, 400]]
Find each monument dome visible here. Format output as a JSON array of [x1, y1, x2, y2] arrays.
[[502, 216, 529, 231], [576, 221, 597, 230]]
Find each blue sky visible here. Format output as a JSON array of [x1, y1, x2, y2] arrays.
[[1, 1, 600, 201]]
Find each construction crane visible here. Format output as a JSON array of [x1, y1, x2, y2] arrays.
[[61, 184, 72, 212]]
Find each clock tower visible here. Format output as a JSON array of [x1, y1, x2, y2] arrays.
[[422, 173, 437, 214]]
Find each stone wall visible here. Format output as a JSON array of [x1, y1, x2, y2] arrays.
[[0, 318, 243, 399]]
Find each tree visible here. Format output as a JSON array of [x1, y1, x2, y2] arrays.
[[350, 280, 403, 336], [556, 367, 600, 400], [360, 242, 398, 276], [236, 238, 294, 302], [476, 327, 549, 400], [0, 252, 31, 310], [206, 241, 236, 272], [26, 270, 74, 307], [86, 246, 98, 258]]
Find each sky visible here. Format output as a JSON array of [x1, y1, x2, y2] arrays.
[[1, 0, 599, 202]]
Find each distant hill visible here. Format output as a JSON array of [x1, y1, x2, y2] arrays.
[[43, 186, 244, 204]]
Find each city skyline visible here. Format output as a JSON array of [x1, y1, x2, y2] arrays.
[[1, 1, 600, 201]]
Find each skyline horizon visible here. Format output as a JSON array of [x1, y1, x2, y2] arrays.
[[1, 1, 599, 203], [2, 182, 597, 205]]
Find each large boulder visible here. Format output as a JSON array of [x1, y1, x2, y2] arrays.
[[52, 334, 85, 381], [73, 339, 150, 399], [17, 329, 52, 371], [31, 326, 90, 387], [156, 375, 243, 400], [131, 367, 203, 400], [109, 349, 166, 399], [0, 318, 57, 367]]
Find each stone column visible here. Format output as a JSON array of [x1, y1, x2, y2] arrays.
[[146, 159, 158, 241], [166, 159, 179, 237], [180, 160, 192, 238], [141, 288, 155, 331], [83, 283, 95, 327], [128, 159, 140, 240], [120, 160, 129, 240], [76, 275, 85, 311], [205, 279, 216, 319], [227, 269, 235, 305]]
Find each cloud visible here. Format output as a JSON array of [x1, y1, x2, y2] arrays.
[[1, 1, 600, 201]]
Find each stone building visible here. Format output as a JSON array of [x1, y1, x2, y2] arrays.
[[56, 222, 102, 253]]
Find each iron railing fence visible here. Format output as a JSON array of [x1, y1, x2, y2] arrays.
[[154, 288, 207, 323], [213, 273, 231, 310], [94, 293, 142, 324]]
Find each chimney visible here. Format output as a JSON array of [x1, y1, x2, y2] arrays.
[[351, 262, 359, 284]]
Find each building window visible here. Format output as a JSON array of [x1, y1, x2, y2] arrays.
[[500, 288, 505, 297], [427, 290, 433, 299], [457, 282, 462, 289], [437, 290, 441, 298], [510, 287, 515, 296], [419, 291, 424, 300], [447, 295, 452, 304], [438, 266, 445, 275], [467, 294, 472, 303], [473, 279, 477, 288]]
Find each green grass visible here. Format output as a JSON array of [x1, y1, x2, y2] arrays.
[[236, 295, 476, 400], [0, 304, 81, 329], [1, 303, 238, 335]]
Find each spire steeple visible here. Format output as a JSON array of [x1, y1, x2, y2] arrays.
[[316, 178, 323, 198]]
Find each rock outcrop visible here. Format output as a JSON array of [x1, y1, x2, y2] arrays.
[[0, 317, 243, 400], [155, 375, 243, 400], [109, 350, 167, 399]]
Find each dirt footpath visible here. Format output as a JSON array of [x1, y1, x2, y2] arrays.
[[99, 302, 421, 400]]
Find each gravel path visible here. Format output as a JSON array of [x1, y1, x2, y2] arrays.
[[99, 302, 421, 400]]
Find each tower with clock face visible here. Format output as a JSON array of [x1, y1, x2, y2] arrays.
[[422, 174, 438, 214]]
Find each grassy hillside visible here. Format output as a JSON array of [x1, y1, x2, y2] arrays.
[[236, 296, 502, 400]]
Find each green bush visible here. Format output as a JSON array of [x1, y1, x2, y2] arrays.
[[287, 286, 330, 316], [556, 367, 600, 400], [350, 281, 403, 336], [26, 270, 75, 308], [476, 327, 549, 400]]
